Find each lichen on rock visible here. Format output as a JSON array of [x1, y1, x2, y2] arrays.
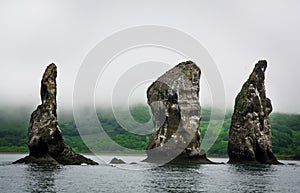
[[144, 61, 212, 164], [227, 60, 280, 164], [14, 63, 98, 165]]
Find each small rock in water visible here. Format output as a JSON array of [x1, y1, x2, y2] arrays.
[[287, 163, 296, 166], [109, 157, 126, 164]]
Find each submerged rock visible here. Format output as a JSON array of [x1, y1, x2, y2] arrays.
[[14, 63, 98, 165], [144, 61, 212, 164], [228, 60, 280, 164]]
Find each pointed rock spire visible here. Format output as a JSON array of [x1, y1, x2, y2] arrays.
[[228, 60, 280, 164], [14, 63, 97, 165]]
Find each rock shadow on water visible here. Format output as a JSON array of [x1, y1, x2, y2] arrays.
[[144, 162, 206, 193], [227, 163, 277, 192], [25, 164, 63, 193]]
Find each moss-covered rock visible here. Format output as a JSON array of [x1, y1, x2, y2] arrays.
[[228, 60, 280, 164], [13, 63, 97, 165]]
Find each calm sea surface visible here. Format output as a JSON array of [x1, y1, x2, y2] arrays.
[[1, 153, 300, 193]]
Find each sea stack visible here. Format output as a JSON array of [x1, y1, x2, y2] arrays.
[[228, 60, 280, 164], [144, 61, 212, 164], [14, 63, 98, 165]]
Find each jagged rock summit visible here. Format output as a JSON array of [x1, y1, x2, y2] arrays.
[[228, 60, 280, 164], [14, 63, 98, 165], [144, 61, 212, 164]]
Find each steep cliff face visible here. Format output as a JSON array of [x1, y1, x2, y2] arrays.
[[14, 63, 97, 165], [228, 60, 280, 164], [144, 61, 212, 164]]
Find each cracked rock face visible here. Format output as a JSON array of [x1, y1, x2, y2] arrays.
[[144, 61, 212, 164], [14, 63, 97, 165], [228, 60, 280, 164]]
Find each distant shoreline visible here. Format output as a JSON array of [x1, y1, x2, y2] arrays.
[[1, 152, 298, 161], [0, 151, 147, 156]]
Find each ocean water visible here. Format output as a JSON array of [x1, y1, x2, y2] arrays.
[[1, 153, 300, 193]]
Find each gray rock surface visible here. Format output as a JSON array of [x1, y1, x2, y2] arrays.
[[228, 60, 280, 164], [14, 63, 98, 165], [144, 61, 212, 164]]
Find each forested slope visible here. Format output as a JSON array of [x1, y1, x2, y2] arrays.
[[0, 106, 299, 158]]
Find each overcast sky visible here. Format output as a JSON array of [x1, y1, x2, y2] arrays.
[[0, 0, 299, 113]]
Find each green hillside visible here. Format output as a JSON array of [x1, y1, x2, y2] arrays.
[[0, 105, 299, 158]]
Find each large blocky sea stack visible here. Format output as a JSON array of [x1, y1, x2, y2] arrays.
[[228, 60, 280, 164], [144, 61, 212, 164], [14, 63, 97, 165]]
